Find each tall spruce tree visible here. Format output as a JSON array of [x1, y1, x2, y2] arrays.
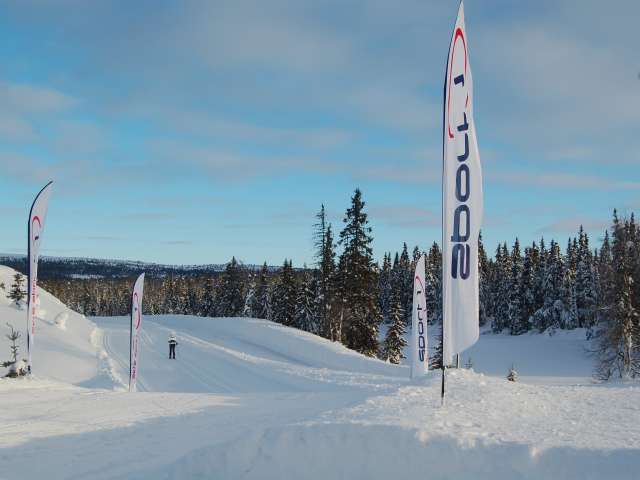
[[250, 263, 271, 320], [478, 232, 490, 327], [594, 213, 640, 379], [425, 242, 442, 326], [378, 252, 393, 322], [319, 224, 337, 340], [507, 238, 524, 334], [216, 257, 246, 317], [272, 259, 297, 327], [336, 189, 382, 356], [294, 271, 318, 333], [382, 289, 407, 364]]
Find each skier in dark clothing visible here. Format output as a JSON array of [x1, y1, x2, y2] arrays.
[[168, 333, 178, 359]]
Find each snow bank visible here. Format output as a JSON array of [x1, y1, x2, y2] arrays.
[[0, 265, 103, 385], [161, 370, 640, 480]]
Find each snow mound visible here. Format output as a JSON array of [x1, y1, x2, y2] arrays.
[[158, 370, 640, 480], [0, 265, 103, 385]]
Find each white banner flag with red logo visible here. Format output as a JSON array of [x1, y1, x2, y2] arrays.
[[442, 1, 483, 366], [27, 180, 54, 374], [411, 254, 428, 378], [129, 273, 145, 392]]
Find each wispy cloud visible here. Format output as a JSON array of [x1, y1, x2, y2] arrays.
[[537, 217, 610, 235], [489, 171, 640, 190], [0, 82, 77, 113], [119, 213, 176, 221], [370, 205, 439, 228], [86, 235, 122, 241]]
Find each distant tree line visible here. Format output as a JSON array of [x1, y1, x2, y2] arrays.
[[40, 190, 639, 380]]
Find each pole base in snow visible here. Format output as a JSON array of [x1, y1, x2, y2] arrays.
[[440, 366, 446, 406]]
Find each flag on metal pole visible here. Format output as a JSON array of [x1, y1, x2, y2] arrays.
[[129, 273, 145, 392], [27, 181, 54, 374], [410, 254, 428, 379], [441, 1, 483, 398]]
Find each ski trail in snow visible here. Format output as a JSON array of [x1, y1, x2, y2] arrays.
[[96, 316, 404, 394]]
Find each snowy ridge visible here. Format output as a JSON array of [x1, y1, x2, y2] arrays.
[[0, 265, 105, 385], [0, 253, 280, 279]]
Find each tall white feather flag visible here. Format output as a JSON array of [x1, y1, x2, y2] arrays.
[[442, 1, 483, 366], [411, 254, 428, 378], [27, 181, 54, 374], [129, 273, 145, 392]]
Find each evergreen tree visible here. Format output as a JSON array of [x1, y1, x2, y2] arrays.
[[7, 273, 26, 307], [243, 273, 256, 317], [272, 259, 297, 327], [250, 263, 271, 320], [507, 238, 524, 334], [336, 189, 382, 356], [425, 242, 442, 326], [382, 290, 407, 364], [378, 252, 393, 322], [512, 246, 535, 335], [576, 227, 597, 329], [492, 243, 511, 332], [294, 271, 318, 333], [430, 322, 443, 369], [399, 243, 413, 325], [201, 277, 216, 317], [319, 225, 338, 340], [594, 213, 640, 379], [216, 257, 246, 317], [478, 232, 490, 327], [560, 267, 579, 330]]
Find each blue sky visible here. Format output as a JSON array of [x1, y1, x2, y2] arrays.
[[0, 0, 638, 266]]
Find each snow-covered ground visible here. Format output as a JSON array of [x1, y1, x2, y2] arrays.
[[1, 265, 639, 479]]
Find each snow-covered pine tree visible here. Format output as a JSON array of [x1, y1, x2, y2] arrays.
[[378, 252, 393, 323], [531, 240, 565, 332], [399, 243, 413, 326], [532, 238, 547, 316], [382, 289, 406, 364], [336, 189, 382, 356], [271, 259, 297, 327], [294, 271, 318, 333], [201, 276, 216, 317], [242, 273, 256, 317], [7, 273, 26, 307], [430, 321, 443, 369], [576, 229, 597, 328], [492, 243, 511, 332], [560, 267, 578, 330], [512, 245, 535, 335], [507, 238, 524, 335], [313, 205, 329, 336], [478, 232, 490, 327], [319, 224, 337, 340], [593, 212, 640, 379], [425, 242, 442, 326], [216, 257, 246, 317], [3, 322, 24, 377], [250, 263, 271, 320]]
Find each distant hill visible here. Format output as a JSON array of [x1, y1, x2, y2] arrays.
[[0, 254, 278, 280]]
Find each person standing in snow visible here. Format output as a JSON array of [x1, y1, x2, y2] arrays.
[[168, 333, 178, 359]]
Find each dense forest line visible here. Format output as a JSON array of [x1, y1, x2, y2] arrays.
[[31, 190, 640, 379]]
